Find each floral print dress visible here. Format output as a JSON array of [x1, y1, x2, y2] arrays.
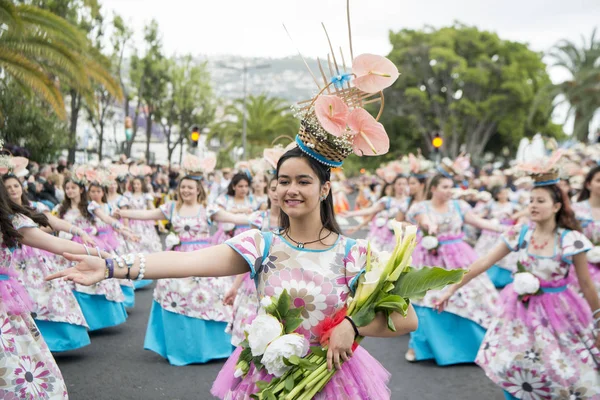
[[474, 201, 520, 269], [572, 200, 600, 295], [212, 230, 392, 400], [214, 194, 258, 241], [0, 214, 68, 399], [367, 196, 409, 252], [151, 201, 233, 322], [123, 192, 163, 254], [11, 203, 88, 329], [477, 224, 600, 399]]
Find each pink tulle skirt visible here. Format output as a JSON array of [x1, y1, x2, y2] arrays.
[[367, 223, 395, 252], [211, 346, 391, 400], [500, 277, 592, 332], [412, 234, 477, 269], [95, 226, 120, 252], [0, 268, 33, 315]]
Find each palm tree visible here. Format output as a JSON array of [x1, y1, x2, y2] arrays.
[[0, 1, 121, 120], [545, 29, 600, 141], [211, 94, 298, 159]]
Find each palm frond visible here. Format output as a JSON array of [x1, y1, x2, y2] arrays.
[[17, 5, 86, 50], [0, 0, 20, 29]]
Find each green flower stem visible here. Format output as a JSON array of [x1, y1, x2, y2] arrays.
[[283, 363, 327, 400], [304, 367, 330, 389], [298, 369, 336, 400]]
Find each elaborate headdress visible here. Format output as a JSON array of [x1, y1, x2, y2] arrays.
[[70, 165, 94, 186], [129, 164, 152, 178], [182, 154, 216, 180], [289, 1, 399, 167], [0, 141, 29, 177], [408, 152, 434, 179], [517, 150, 562, 187]]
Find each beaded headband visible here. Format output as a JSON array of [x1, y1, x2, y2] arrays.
[[289, 1, 399, 167]]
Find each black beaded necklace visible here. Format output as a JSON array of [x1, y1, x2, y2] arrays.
[[285, 230, 333, 249]]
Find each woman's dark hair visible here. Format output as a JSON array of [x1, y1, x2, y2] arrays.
[[491, 186, 505, 202], [534, 184, 581, 232], [276, 147, 341, 237], [0, 175, 49, 248], [59, 179, 95, 225], [407, 175, 427, 209], [116, 177, 127, 194], [227, 173, 251, 197], [3, 174, 30, 208], [88, 182, 108, 204], [267, 176, 278, 210], [426, 174, 453, 200], [379, 183, 392, 200], [131, 177, 148, 194], [577, 165, 600, 202]]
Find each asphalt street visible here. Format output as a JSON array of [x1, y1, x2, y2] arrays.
[[55, 224, 505, 400]]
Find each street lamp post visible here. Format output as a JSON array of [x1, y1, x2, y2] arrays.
[[219, 61, 270, 159]]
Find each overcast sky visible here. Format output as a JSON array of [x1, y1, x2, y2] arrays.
[[101, 0, 600, 132]]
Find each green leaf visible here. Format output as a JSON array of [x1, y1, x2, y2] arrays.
[[391, 266, 465, 300], [351, 301, 376, 327], [265, 390, 276, 400], [285, 375, 295, 391], [256, 380, 268, 390], [238, 339, 249, 348], [250, 395, 259, 400], [287, 355, 300, 365], [310, 346, 327, 358], [516, 261, 527, 273], [278, 289, 291, 318], [286, 307, 303, 319], [297, 358, 318, 371], [383, 282, 395, 293], [386, 311, 397, 332], [240, 348, 253, 362], [285, 317, 303, 334]]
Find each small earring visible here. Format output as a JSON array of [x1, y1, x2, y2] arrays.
[[320, 195, 326, 201]]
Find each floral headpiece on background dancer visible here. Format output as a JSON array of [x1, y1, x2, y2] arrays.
[[0, 141, 29, 177], [70, 165, 95, 186], [182, 153, 216, 181], [128, 164, 152, 179], [288, 14, 399, 167], [408, 152, 435, 179], [517, 150, 563, 187]]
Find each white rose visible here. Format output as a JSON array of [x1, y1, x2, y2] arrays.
[[387, 219, 396, 231], [165, 232, 180, 250], [247, 314, 283, 357], [513, 272, 540, 295], [375, 217, 387, 228], [260, 297, 272, 308], [421, 235, 439, 250], [261, 333, 310, 377], [587, 246, 600, 263]]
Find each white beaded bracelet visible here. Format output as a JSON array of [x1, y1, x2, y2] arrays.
[[135, 253, 146, 281]]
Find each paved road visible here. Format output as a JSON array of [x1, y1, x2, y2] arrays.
[[55, 224, 505, 400]]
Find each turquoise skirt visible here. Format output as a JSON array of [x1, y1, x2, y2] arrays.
[[121, 285, 135, 308], [133, 280, 153, 290], [144, 300, 234, 366], [504, 391, 518, 399], [409, 305, 486, 366], [486, 265, 513, 288], [72, 291, 127, 331], [35, 320, 90, 352]]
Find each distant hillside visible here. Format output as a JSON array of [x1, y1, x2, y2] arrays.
[[200, 54, 332, 103]]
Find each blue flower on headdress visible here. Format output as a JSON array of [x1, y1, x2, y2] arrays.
[[330, 73, 353, 90]]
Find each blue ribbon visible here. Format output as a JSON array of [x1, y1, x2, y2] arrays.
[[295, 135, 343, 168], [330, 73, 353, 89], [534, 179, 559, 187], [0, 274, 9, 281], [439, 238, 463, 245], [180, 240, 211, 245], [541, 285, 567, 293]]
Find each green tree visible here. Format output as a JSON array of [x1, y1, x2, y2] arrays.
[[542, 29, 600, 141], [126, 20, 168, 161], [0, 81, 69, 162], [210, 94, 298, 160], [386, 23, 562, 159], [0, 1, 89, 119], [156, 55, 215, 165]]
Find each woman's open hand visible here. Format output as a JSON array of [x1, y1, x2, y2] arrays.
[[46, 253, 106, 286]]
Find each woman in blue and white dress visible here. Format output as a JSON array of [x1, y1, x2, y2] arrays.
[[115, 175, 252, 365], [214, 173, 259, 242]]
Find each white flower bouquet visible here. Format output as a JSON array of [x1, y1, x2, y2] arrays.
[[165, 232, 180, 250], [420, 226, 439, 256], [513, 262, 542, 307], [242, 222, 465, 399]]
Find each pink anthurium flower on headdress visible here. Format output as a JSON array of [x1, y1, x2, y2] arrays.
[[352, 54, 400, 94], [347, 108, 389, 156], [85, 169, 97, 183], [75, 165, 87, 182], [11, 157, 29, 174], [264, 147, 285, 169], [314, 95, 350, 137]]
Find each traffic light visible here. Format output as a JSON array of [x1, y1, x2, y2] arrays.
[[190, 126, 199, 148], [432, 133, 443, 152]]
